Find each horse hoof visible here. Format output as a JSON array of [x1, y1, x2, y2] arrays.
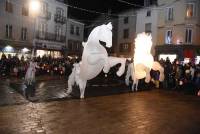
[[116, 71, 123, 77], [103, 68, 109, 73], [80, 96, 85, 99], [66, 93, 71, 98]]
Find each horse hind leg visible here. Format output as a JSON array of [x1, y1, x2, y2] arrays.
[[131, 83, 135, 92], [107, 57, 126, 76], [66, 70, 75, 96], [135, 79, 139, 92], [80, 80, 87, 99]]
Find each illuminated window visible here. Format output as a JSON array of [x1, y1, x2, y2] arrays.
[[165, 30, 172, 44], [120, 43, 130, 52], [159, 54, 177, 63], [186, 3, 195, 18]]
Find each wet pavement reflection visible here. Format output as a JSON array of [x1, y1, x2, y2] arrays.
[[9, 75, 129, 103]]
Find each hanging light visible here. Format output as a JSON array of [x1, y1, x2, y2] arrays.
[[4, 45, 14, 52], [22, 48, 30, 53]]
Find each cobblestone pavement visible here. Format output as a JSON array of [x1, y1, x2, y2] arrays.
[[0, 78, 28, 106], [0, 90, 200, 134]]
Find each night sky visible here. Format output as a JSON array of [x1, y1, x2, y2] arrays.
[[65, 0, 144, 24]]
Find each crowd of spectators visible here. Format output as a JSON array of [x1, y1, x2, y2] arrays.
[[158, 57, 200, 94], [0, 54, 79, 78], [0, 53, 199, 95]]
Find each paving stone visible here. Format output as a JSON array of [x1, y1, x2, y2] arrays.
[[0, 76, 200, 133]]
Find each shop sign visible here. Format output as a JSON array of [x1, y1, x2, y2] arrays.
[[35, 42, 62, 50]]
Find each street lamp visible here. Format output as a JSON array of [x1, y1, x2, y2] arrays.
[[29, 0, 40, 58], [29, 0, 40, 16]]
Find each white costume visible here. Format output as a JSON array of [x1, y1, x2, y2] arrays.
[[25, 61, 37, 85]]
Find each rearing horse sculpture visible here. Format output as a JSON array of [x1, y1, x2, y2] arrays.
[[67, 22, 126, 98]]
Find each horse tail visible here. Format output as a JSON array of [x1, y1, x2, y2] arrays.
[[152, 61, 165, 82]]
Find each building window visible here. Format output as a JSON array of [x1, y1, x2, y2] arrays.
[[68, 40, 73, 50], [75, 42, 80, 51], [70, 25, 74, 35], [21, 27, 27, 40], [124, 17, 129, 24], [42, 2, 48, 14], [120, 43, 130, 52], [38, 22, 47, 38], [55, 25, 62, 40], [147, 10, 151, 17], [5, 0, 13, 13], [6, 24, 12, 39], [165, 30, 172, 44], [76, 27, 80, 36], [56, 7, 64, 17], [123, 29, 129, 39], [144, 0, 150, 7], [186, 3, 195, 18], [145, 23, 152, 33], [22, 6, 29, 16], [166, 7, 173, 21], [185, 28, 192, 44]]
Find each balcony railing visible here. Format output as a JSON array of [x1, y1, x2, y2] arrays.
[[35, 31, 66, 43], [54, 14, 66, 24]]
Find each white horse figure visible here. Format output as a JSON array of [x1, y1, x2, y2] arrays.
[[67, 22, 126, 99], [25, 61, 37, 85], [125, 33, 164, 91]]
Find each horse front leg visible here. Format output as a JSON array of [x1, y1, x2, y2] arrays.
[[107, 57, 126, 76], [125, 64, 132, 86], [66, 70, 75, 95], [87, 54, 110, 73]]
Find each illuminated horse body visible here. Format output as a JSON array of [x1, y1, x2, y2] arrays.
[[125, 33, 164, 91], [125, 61, 164, 91], [67, 22, 126, 98]]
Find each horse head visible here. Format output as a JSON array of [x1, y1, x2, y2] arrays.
[[87, 22, 113, 48]]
